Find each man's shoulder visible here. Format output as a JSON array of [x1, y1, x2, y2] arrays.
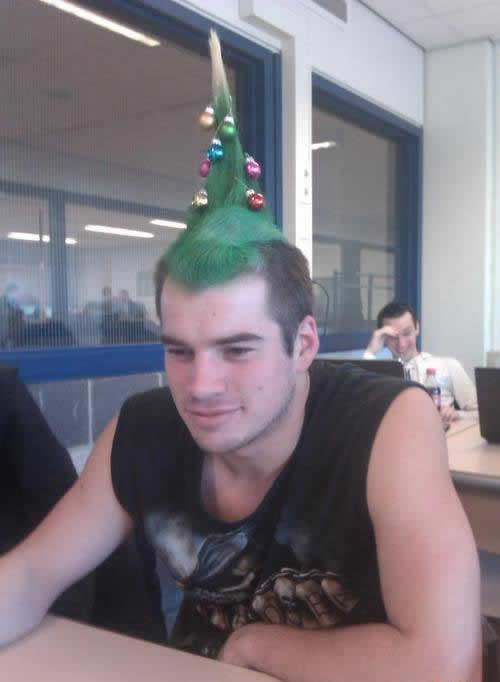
[[309, 359, 407, 416], [419, 353, 464, 372], [120, 385, 176, 422]]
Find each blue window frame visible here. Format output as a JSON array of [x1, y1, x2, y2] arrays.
[[312, 73, 422, 353], [0, 0, 281, 382]]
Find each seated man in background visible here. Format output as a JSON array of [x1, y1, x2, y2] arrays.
[[0, 32, 481, 682], [364, 301, 477, 424], [0, 365, 93, 620]]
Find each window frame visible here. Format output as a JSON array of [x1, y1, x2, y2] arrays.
[[0, 0, 282, 382], [312, 73, 422, 352]]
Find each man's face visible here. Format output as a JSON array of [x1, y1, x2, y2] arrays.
[[160, 275, 316, 457], [382, 311, 419, 362]]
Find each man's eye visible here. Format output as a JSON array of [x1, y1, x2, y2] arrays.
[[166, 347, 189, 357], [224, 347, 252, 358]]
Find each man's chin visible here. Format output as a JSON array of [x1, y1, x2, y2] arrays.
[[401, 352, 418, 362], [187, 427, 239, 455]]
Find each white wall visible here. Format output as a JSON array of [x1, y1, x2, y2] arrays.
[[494, 45, 500, 353], [423, 41, 494, 377]]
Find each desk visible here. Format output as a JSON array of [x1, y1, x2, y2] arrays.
[[448, 422, 500, 490], [447, 422, 500, 552], [446, 416, 479, 439], [0, 615, 276, 682], [447, 424, 500, 617]]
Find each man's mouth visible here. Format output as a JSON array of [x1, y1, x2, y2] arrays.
[[185, 406, 240, 427]]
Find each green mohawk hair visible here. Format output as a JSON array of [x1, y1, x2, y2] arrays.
[[160, 29, 284, 289]]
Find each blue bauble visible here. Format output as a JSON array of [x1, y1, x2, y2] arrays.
[[207, 144, 224, 161]]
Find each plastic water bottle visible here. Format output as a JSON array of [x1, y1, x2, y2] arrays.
[[424, 367, 441, 411], [397, 357, 412, 381]]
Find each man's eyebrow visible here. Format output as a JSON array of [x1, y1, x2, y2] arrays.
[[213, 333, 264, 345], [161, 333, 264, 346], [161, 334, 186, 346]]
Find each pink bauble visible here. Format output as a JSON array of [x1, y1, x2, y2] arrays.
[[245, 159, 261, 180], [199, 159, 211, 177]]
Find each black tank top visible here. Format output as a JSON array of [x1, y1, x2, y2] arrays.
[[111, 360, 415, 656]]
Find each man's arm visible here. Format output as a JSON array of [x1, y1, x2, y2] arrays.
[[0, 416, 133, 646], [363, 325, 398, 358], [447, 358, 478, 410], [219, 389, 482, 682]]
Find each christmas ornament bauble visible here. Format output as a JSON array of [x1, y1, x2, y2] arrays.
[[245, 157, 261, 180], [220, 115, 236, 140], [199, 106, 215, 130], [192, 188, 208, 208], [199, 159, 211, 177], [207, 138, 224, 161], [246, 189, 265, 211]]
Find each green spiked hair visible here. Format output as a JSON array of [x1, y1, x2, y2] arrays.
[[155, 31, 313, 355]]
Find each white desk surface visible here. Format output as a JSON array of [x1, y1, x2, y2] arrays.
[[447, 422, 500, 488], [0, 616, 277, 682]]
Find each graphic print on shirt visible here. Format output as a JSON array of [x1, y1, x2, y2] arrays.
[[145, 509, 360, 657]]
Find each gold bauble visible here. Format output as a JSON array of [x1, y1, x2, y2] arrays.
[[199, 106, 215, 130], [192, 189, 208, 208]]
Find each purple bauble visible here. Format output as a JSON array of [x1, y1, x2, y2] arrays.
[[199, 159, 211, 177], [246, 158, 261, 180]]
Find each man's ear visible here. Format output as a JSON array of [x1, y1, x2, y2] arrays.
[[294, 315, 320, 370], [415, 321, 420, 336]]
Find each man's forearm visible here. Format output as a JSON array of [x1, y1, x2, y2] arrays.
[[220, 621, 481, 682], [0, 550, 51, 647]]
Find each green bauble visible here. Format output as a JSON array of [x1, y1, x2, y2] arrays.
[[219, 115, 236, 140]]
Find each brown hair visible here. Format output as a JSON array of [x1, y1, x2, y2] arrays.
[[154, 238, 313, 356]]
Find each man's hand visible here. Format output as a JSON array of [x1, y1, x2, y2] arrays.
[[365, 325, 398, 356], [440, 404, 456, 431], [217, 624, 262, 669]]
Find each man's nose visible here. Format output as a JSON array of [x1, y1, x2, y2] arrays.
[[189, 354, 225, 399]]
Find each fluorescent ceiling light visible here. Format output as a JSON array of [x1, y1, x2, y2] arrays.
[[8, 232, 77, 245], [149, 219, 186, 229], [312, 141, 337, 151], [85, 225, 154, 238], [38, 0, 160, 47]]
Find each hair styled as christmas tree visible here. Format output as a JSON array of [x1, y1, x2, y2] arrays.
[[157, 30, 284, 291]]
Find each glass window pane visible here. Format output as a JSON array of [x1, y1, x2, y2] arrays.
[[0, 194, 53, 348], [0, 0, 238, 349], [312, 106, 397, 337], [65, 204, 180, 346]]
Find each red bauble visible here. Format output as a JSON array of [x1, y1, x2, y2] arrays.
[[247, 191, 266, 211]]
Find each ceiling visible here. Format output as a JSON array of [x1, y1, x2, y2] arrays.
[[360, 0, 500, 50], [0, 0, 234, 189]]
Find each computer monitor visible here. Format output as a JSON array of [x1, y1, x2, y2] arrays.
[[321, 358, 405, 379], [474, 367, 500, 443]]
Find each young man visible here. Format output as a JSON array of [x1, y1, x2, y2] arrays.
[[364, 301, 478, 422], [0, 32, 481, 682]]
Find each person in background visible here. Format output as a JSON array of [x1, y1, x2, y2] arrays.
[[0, 32, 481, 682], [364, 301, 477, 424], [117, 289, 146, 320]]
